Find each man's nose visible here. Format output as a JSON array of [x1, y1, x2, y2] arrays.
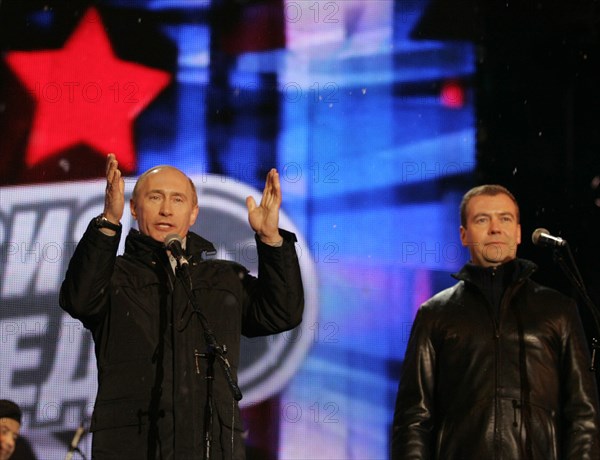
[[489, 218, 501, 233], [160, 200, 173, 215]]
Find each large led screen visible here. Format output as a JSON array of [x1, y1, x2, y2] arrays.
[[0, 1, 474, 458]]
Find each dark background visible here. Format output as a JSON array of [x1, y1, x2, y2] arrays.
[[415, 0, 600, 336]]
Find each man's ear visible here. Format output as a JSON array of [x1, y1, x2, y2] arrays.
[[130, 199, 137, 220], [516, 223, 522, 245], [189, 204, 199, 226], [459, 225, 468, 247]]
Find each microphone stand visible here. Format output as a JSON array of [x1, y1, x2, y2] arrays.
[[551, 243, 600, 372], [174, 261, 242, 460], [65, 447, 86, 460], [65, 420, 87, 460]]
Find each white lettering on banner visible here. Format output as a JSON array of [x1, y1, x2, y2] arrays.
[[0, 315, 48, 405], [36, 313, 96, 424], [2, 207, 70, 297]]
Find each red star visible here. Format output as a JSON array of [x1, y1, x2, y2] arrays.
[[5, 7, 171, 173]]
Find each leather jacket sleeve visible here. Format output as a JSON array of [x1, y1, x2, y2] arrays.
[[560, 300, 600, 459], [391, 305, 437, 460]]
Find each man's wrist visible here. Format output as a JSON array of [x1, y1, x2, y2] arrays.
[[259, 234, 283, 247], [94, 214, 122, 235], [262, 239, 283, 247], [101, 212, 121, 226]]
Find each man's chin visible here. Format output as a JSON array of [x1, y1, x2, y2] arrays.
[[484, 255, 515, 266]]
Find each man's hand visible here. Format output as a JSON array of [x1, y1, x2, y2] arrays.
[[246, 168, 283, 245], [103, 153, 125, 226]]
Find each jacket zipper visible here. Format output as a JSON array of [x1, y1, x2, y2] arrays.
[[473, 267, 528, 460], [494, 277, 527, 459]]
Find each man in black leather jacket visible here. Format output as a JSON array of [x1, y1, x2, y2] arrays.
[[391, 184, 600, 459], [60, 154, 304, 459]]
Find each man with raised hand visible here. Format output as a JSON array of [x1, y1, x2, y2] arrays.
[[60, 154, 304, 459]]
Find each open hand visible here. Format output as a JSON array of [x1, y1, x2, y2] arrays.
[[103, 153, 125, 224], [246, 168, 283, 245]]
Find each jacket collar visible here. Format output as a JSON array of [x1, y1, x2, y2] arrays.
[[185, 231, 217, 259], [124, 229, 216, 265], [453, 258, 537, 286]]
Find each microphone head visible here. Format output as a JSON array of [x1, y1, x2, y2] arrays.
[[164, 233, 183, 249], [531, 228, 550, 246]]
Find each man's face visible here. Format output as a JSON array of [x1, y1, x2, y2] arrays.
[[130, 167, 199, 243], [460, 193, 521, 267], [0, 418, 20, 460]]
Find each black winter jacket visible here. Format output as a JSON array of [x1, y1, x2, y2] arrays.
[[391, 259, 600, 459], [60, 220, 304, 459]]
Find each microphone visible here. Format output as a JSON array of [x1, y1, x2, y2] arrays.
[[531, 228, 567, 248], [164, 233, 189, 267], [65, 423, 86, 460]]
